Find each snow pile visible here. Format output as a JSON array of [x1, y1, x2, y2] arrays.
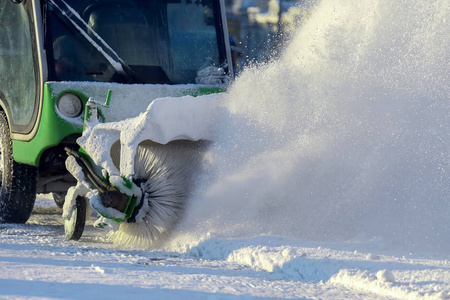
[[166, 235, 450, 298], [177, 0, 450, 253], [329, 269, 450, 299], [186, 238, 336, 281]]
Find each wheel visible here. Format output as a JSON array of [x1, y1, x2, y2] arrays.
[[64, 196, 86, 240], [53, 192, 66, 208], [0, 112, 37, 223]]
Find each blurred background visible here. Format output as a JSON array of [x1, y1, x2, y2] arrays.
[[225, 0, 313, 73]]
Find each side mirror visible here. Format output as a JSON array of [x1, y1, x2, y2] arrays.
[[10, 0, 24, 3]]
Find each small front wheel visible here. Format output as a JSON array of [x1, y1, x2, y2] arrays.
[[64, 196, 86, 240]]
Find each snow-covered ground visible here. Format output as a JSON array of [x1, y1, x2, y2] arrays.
[[1, 0, 449, 298], [0, 195, 448, 299]]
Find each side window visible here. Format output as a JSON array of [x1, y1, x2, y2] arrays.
[[0, 2, 36, 127]]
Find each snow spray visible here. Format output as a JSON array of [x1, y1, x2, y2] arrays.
[[177, 0, 450, 253]]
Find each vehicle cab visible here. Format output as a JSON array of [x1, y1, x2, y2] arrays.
[[0, 0, 231, 223]]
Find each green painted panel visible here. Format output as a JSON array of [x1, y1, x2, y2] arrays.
[[12, 83, 86, 166]]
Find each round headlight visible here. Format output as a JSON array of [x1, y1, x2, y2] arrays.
[[57, 93, 83, 118]]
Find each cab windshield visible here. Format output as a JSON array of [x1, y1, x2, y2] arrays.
[[44, 0, 228, 84]]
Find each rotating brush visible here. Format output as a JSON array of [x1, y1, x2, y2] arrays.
[[108, 140, 204, 248]]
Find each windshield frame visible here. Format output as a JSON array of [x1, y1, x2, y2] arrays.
[[43, 0, 231, 85]]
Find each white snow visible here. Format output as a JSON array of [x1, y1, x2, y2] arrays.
[[1, 0, 450, 298], [2, 211, 450, 299], [77, 93, 222, 178]]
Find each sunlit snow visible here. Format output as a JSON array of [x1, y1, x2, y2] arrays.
[[1, 0, 449, 298]]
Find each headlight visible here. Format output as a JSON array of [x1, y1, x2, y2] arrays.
[[56, 93, 83, 118]]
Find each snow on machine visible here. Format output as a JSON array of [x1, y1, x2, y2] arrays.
[[0, 0, 232, 245]]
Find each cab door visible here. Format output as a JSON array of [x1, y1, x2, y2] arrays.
[[0, 1, 40, 135]]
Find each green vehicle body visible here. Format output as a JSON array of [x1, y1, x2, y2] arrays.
[[0, 0, 231, 223]]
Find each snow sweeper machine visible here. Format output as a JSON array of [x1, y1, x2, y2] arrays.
[[0, 0, 232, 244]]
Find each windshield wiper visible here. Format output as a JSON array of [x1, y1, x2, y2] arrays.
[[48, 0, 137, 84]]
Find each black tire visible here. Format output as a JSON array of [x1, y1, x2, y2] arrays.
[[53, 192, 66, 208], [64, 196, 86, 240], [0, 112, 37, 223]]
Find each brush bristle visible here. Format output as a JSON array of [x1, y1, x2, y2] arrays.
[[108, 140, 203, 248]]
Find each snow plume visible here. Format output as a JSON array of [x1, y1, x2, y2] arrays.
[[176, 0, 450, 253]]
